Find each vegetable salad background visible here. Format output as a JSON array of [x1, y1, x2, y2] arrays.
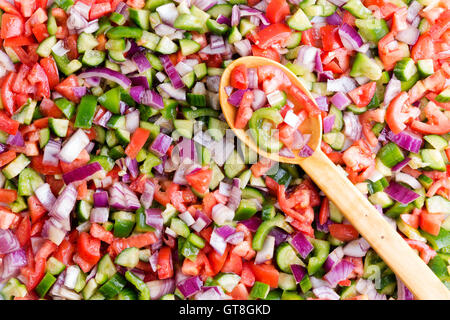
[[0, 0, 449, 301]]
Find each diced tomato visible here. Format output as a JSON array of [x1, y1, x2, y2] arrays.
[[0, 112, 20, 135], [31, 154, 62, 175], [40, 97, 64, 118], [202, 192, 217, 218], [266, 0, 290, 24], [319, 197, 330, 225], [16, 216, 31, 247], [419, 211, 445, 236], [1, 14, 24, 39], [3, 35, 35, 47], [90, 2, 112, 20], [251, 157, 274, 178], [404, 239, 436, 264], [0, 189, 17, 203], [0, 150, 17, 167], [40, 57, 60, 89], [230, 64, 248, 90], [1, 72, 16, 115], [109, 232, 158, 256], [249, 262, 279, 288], [64, 34, 78, 61], [251, 45, 280, 62], [254, 23, 291, 49], [221, 252, 243, 274], [185, 167, 213, 195], [320, 25, 343, 51], [0, 0, 21, 16], [125, 128, 150, 159], [208, 246, 229, 276], [234, 90, 254, 129], [90, 223, 114, 244], [302, 28, 322, 48], [77, 232, 101, 265], [157, 246, 174, 279], [410, 101, 450, 135], [400, 213, 419, 229], [230, 283, 249, 300], [54, 75, 80, 103], [329, 224, 359, 242], [27, 195, 47, 224], [348, 82, 377, 108], [53, 239, 75, 265], [386, 92, 420, 135], [60, 148, 90, 173]]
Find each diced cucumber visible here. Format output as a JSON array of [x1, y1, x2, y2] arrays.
[[215, 273, 241, 293], [49, 117, 69, 137], [2, 154, 30, 180], [224, 150, 246, 178], [417, 59, 434, 78], [170, 217, 190, 238], [155, 36, 178, 54], [77, 32, 99, 54], [287, 8, 312, 31], [96, 254, 117, 285], [37, 35, 57, 57], [115, 247, 140, 269], [276, 243, 304, 273], [420, 149, 446, 171], [394, 58, 417, 82], [278, 273, 297, 291]]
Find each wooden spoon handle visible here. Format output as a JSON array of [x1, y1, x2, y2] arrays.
[[298, 150, 450, 300]]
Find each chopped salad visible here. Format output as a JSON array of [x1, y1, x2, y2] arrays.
[[0, 0, 449, 301]]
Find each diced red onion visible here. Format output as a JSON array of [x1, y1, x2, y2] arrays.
[[318, 71, 334, 82], [109, 182, 141, 211], [296, 46, 319, 72], [90, 207, 109, 223], [212, 203, 235, 225], [0, 229, 20, 254], [239, 216, 262, 232], [150, 133, 173, 157], [386, 129, 422, 153], [384, 181, 420, 205], [147, 279, 175, 300], [194, 0, 217, 11], [146, 208, 163, 231], [279, 147, 295, 158], [255, 235, 275, 264], [34, 183, 56, 211], [395, 26, 419, 45], [395, 172, 421, 190], [396, 276, 414, 300], [191, 211, 212, 232], [79, 67, 132, 89], [231, 5, 240, 26], [42, 219, 67, 245], [49, 183, 77, 231], [160, 55, 184, 89], [234, 39, 252, 56], [156, 3, 179, 25], [384, 77, 402, 106], [313, 287, 340, 300], [251, 89, 267, 110], [327, 77, 357, 92], [343, 112, 362, 140], [315, 96, 328, 111], [407, 1, 422, 22], [324, 260, 354, 287], [140, 180, 155, 209], [209, 228, 227, 255], [290, 264, 307, 283], [324, 246, 344, 272], [391, 157, 411, 172], [338, 23, 364, 51], [2, 249, 27, 279], [58, 129, 90, 163], [323, 114, 336, 134], [216, 14, 231, 26], [43, 139, 61, 166], [326, 12, 343, 25], [290, 232, 314, 259], [177, 276, 203, 298], [225, 231, 244, 245], [63, 162, 102, 185], [215, 225, 236, 239], [343, 237, 371, 257], [6, 131, 24, 147], [298, 144, 314, 157]]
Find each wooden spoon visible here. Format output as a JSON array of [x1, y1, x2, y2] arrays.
[[219, 56, 449, 300]]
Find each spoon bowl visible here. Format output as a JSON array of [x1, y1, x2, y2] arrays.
[[219, 56, 450, 300], [219, 56, 322, 164]]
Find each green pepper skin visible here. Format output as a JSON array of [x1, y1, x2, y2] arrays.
[[307, 238, 330, 275], [252, 214, 285, 251], [248, 107, 284, 153], [125, 271, 151, 300]]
